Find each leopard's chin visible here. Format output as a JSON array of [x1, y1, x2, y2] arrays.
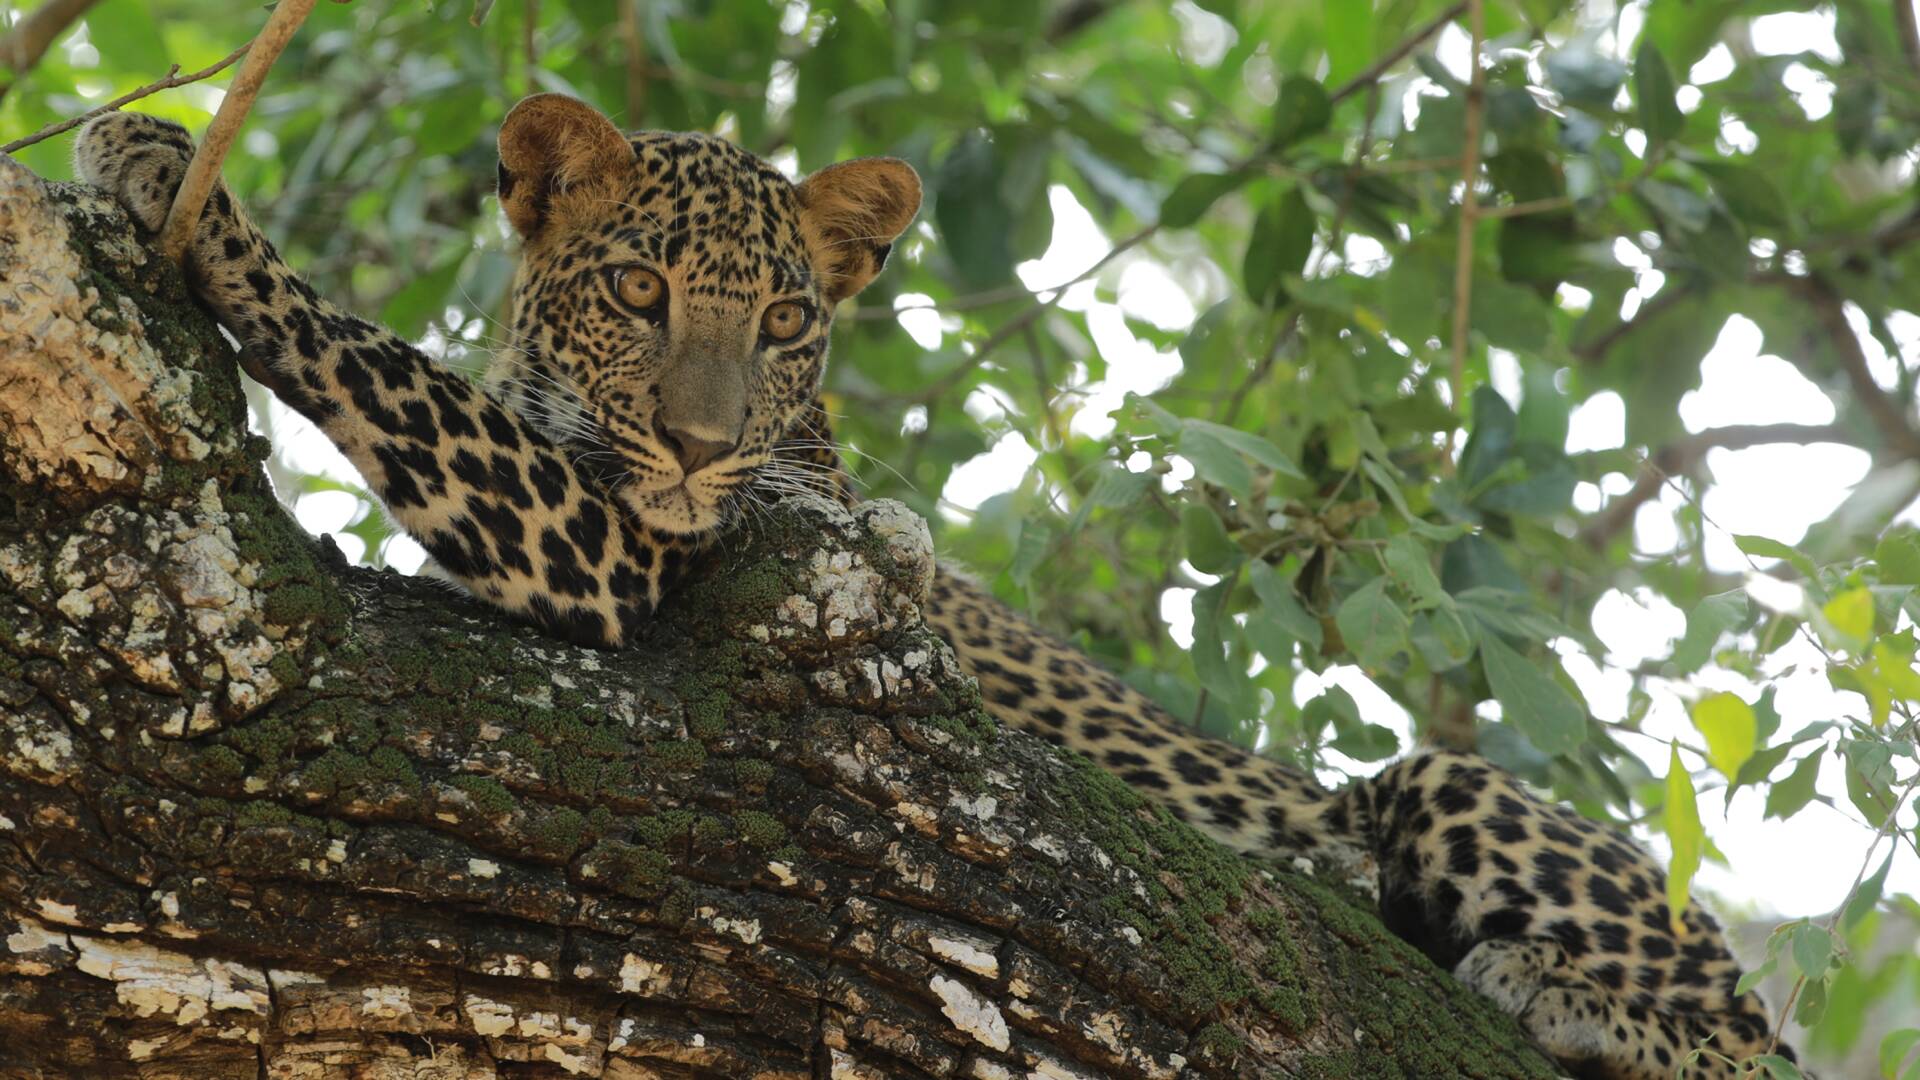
[[621, 485, 727, 538]]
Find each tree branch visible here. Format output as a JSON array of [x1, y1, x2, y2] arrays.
[[0, 41, 252, 155], [0, 157, 1565, 1080], [1578, 423, 1860, 550], [1445, 0, 1486, 463], [1769, 273, 1920, 458], [1328, 1, 1470, 107], [160, 0, 318, 262]]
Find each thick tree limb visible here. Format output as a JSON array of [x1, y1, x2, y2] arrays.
[[0, 159, 1562, 1078]]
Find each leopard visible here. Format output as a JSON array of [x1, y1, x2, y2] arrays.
[[74, 94, 1792, 1080]]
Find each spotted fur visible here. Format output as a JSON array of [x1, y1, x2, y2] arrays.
[[76, 98, 1791, 1079]]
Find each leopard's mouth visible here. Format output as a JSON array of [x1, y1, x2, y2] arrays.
[[618, 477, 752, 538]]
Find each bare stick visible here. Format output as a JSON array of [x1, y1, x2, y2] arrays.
[[158, 0, 318, 263], [851, 224, 1157, 321], [1444, 0, 1486, 462], [0, 41, 251, 154], [0, 0, 101, 103]]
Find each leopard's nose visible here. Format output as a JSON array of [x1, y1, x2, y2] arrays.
[[653, 415, 736, 475]]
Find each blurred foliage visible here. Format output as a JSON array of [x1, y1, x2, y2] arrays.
[[7, 0, 1920, 1072]]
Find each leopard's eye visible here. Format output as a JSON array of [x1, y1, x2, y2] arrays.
[[762, 301, 811, 342], [610, 267, 666, 313]]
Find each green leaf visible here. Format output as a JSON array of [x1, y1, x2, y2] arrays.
[[1789, 921, 1831, 981], [1336, 576, 1410, 671], [1087, 465, 1152, 509], [1008, 519, 1053, 589], [86, 0, 170, 74], [1671, 592, 1751, 673], [1191, 579, 1256, 715], [1321, 1, 1370, 86], [1181, 504, 1242, 574], [1330, 720, 1400, 762], [1750, 1055, 1805, 1080], [1244, 185, 1315, 306], [1178, 426, 1254, 498], [1880, 1029, 1920, 1079], [1843, 849, 1894, 931], [1694, 161, 1792, 231], [1764, 746, 1825, 820], [1638, 179, 1711, 233], [1735, 534, 1820, 581], [1385, 535, 1450, 611], [1735, 952, 1777, 998], [935, 132, 1017, 287], [1794, 973, 1828, 1028], [1844, 739, 1899, 827], [1475, 625, 1587, 757], [1272, 75, 1331, 150], [1249, 560, 1324, 652], [1664, 744, 1705, 934], [1515, 363, 1570, 450], [1823, 586, 1875, 648], [1689, 692, 1756, 781], [1469, 276, 1554, 353], [380, 248, 467, 339], [1161, 170, 1251, 228], [1876, 531, 1920, 587], [1633, 41, 1684, 142], [1545, 40, 1627, 112], [1181, 419, 1307, 478]]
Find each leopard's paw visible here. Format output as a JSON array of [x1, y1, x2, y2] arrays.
[[74, 112, 197, 232], [1455, 937, 1613, 1064]]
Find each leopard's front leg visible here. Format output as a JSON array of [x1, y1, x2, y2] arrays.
[[75, 112, 677, 646]]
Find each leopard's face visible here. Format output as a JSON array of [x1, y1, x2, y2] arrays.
[[491, 96, 918, 537]]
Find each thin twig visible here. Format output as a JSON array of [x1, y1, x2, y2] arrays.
[[0, 41, 252, 154], [853, 224, 1157, 320], [1445, 0, 1486, 463], [883, 296, 1062, 407], [0, 0, 100, 103], [1571, 284, 1691, 365], [1220, 315, 1296, 426], [1328, 0, 1469, 106], [1022, 324, 1065, 450], [159, 0, 318, 262], [1478, 194, 1577, 219]]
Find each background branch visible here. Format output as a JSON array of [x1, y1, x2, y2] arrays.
[[1579, 423, 1861, 549], [0, 41, 251, 154], [0, 0, 98, 103]]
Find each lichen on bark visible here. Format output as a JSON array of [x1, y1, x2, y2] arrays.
[[0, 155, 1559, 1078]]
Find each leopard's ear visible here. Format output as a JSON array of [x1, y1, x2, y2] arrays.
[[497, 94, 635, 237], [796, 157, 921, 305]]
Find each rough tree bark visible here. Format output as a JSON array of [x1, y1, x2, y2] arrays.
[[0, 156, 1562, 1079]]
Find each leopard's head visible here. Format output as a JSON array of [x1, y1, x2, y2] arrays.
[[492, 94, 919, 536]]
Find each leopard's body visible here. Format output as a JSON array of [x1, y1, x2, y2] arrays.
[[76, 97, 1790, 1079]]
